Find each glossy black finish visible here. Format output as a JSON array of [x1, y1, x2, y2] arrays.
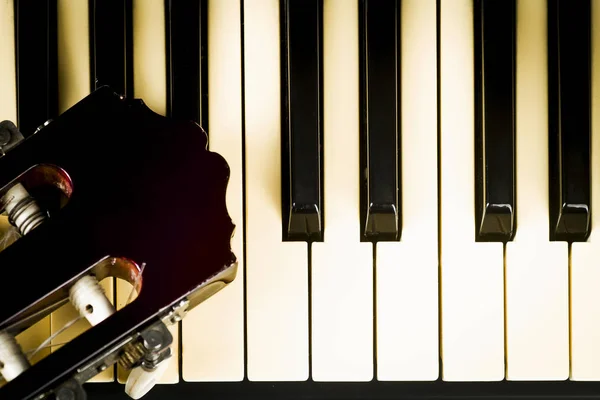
[[89, 0, 133, 96], [548, 0, 591, 242], [0, 87, 235, 399], [280, 0, 323, 242], [84, 376, 600, 400], [359, 0, 400, 242], [166, 0, 208, 128], [13, 0, 58, 137], [474, 0, 515, 242]]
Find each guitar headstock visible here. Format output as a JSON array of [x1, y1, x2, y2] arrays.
[[0, 87, 237, 399]]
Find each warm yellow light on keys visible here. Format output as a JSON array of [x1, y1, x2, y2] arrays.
[[311, 0, 373, 381], [116, 0, 179, 384], [182, 0, 245, 382], [376, 0, 438, 381], [57, 0, 91, 113], [0, 0, 16, 122], [52, 0, 114, 382], [570, 0, 600, 381], [132, 0, 167, 116], [243, 0, 309, 381], [439, 0, 504, 381], [505, 0, 568, 380], [50, 282, 113, 382]]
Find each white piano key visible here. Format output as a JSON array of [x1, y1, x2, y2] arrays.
[[182, 0, 245, 382], [50, 285, 113, 382], [244, 0, 309, 381], [570, 0, 600, 381], [571, 248, 600, 380], [439, 0, 505, 381], [376, 0, 438, 381], [116, 0, 180, 384], [311, 0, 373, 381], [505, 0, 568, 380]]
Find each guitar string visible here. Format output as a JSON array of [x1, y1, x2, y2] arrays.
[[23, 263, 145, 361], [27, 314, 86, 361], [0, 197, 143, 382], [0, 214, 19, 252]]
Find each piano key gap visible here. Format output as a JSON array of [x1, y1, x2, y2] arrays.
[[239, 0, 249, 381], [372, 242, 377, 381], [435, 0, 442, 377]]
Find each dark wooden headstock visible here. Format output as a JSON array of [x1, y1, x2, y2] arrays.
[[0, 87, 237, 399]]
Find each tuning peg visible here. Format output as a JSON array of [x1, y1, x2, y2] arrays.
[[125, 357, 171, 399], [0, 274, 114, 384], [0, 182, 114, 383], [0, 121, 24, 156], [2, 182, 47, 235], [70, 275, 115, 327], [0, 331, 29, 382]]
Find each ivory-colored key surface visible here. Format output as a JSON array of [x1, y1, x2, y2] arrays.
[[244, 0, 309, 381], [182, 0, 245, 382], [57, 0, 91, 114], [311, 0, 373, 381], [0, 0, 16, 123], [116, 0, 179, 384], [439, 0, 505, 381], [570, 0, 600, 381], [505, 0, 568, 380], [376, 0, 438, 381], [52, 0, 114, 382]]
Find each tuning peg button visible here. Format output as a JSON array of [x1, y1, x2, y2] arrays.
[[0, 331, 30, 382], [0, 121, 24, 155], [124, 357, 171, 399], [69, 274, 115, 326]]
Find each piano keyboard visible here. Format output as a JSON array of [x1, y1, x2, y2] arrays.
[[2, 0, 600, 398]]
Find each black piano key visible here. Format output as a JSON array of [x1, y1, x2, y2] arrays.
[[165, 0, 208, 128], [359, 0, 400, 242], [89, 0, 133, 96], [474, 0, 516, 242], [14, 0, 58, 137], [281, 0, 323, 242], [548, 0, 591, 242]]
